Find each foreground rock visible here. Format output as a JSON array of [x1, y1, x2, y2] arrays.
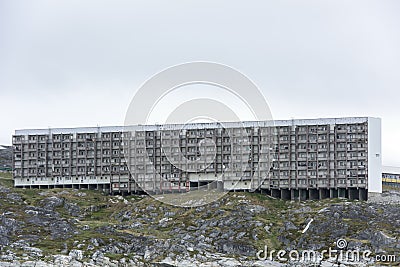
[[0, 180, 398, 266]]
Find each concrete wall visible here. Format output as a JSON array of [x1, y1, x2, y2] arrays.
[[368, 117, 382, 193]]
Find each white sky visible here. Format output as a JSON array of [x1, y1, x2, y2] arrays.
[[0, 0, 399, 166]]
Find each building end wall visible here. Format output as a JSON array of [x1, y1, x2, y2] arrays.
[[368, 117, 382, 193]]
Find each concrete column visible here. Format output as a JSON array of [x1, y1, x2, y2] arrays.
[[300, 189, 308, 200], [359, 188, 367, 201], [291, 189, 300, 200], [319, 189, 329, 199]]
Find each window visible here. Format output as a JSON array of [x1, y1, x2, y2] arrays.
[[309, 135, 317, 141], [298, 135, 307, 140]]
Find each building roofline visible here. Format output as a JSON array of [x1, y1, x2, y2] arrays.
[[382, 166, 400, 175], [14, 117, 376, 135]]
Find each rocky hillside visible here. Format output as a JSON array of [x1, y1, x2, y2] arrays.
[[0, 175, 399, 267], [0, 146, 12, 169]]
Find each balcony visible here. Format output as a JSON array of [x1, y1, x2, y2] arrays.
[[13, 139, 23, 144], [347, 181, 358, 187], [336, 128, 347, 133]]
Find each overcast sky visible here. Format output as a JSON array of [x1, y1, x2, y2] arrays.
[[0, 0, 399, 166]]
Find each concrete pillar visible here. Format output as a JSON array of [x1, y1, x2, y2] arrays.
[[330, 189, 337, 198], [359, 188, 367, 201], [217, 181, 224, 191], [300, 189, 308, 200], [291, 189, 300, 200], [319, 189, 329, 199]]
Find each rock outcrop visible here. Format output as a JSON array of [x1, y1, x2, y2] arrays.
[[0, 177, 399, 266]]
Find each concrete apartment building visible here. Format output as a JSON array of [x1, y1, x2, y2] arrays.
[[12, 117, 382, 200]]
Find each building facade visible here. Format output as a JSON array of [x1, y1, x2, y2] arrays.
[[382, 166, 400, 188], [12, 117, 382, 200]]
